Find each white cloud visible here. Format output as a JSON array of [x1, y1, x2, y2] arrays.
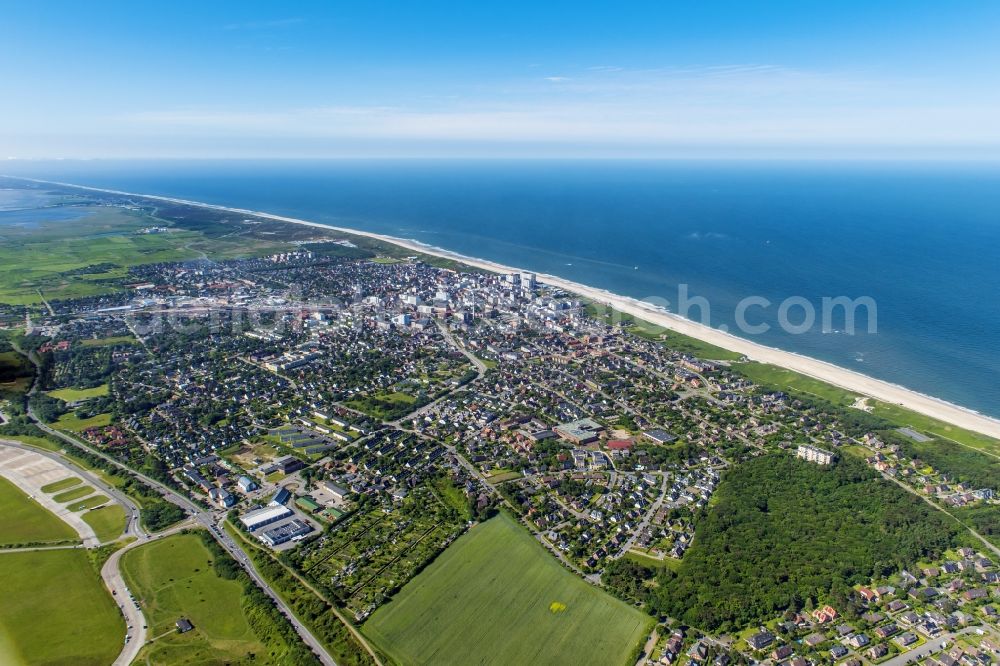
[[8, 63, 1000, 157]]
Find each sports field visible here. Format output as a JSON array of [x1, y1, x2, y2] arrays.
[[0, 476, 78, 545], [121, 533, 270, 664], [364, 513, 653, 666], [0, 548, 123, 665]]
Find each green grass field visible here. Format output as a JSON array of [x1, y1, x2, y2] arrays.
[[121, 533, 270, 665], [0, 549, 123, 666], [52, 485, 94, 503], [67, 495, 108, 511], [0, 207, 200, 304], [0, 200, 299, 305], [79, 336, 137, 347], [625, 550, 682, 572], [81, 504, 126, 541], [870, 402, 1000, 457], [0, 476, 79, 546], [47, 384, 109, 402], [364, 513, 652, 666], [40, 476, 81, 493], [0, 434, 63, 452], [54, 411, 112, 432]]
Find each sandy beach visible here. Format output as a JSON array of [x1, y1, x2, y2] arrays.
[[24, 178, 1000, 442]]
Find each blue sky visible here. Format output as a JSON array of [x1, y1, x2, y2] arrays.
[[3, 1, 1000, 158]]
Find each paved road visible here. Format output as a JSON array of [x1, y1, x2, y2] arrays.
[[0, 439, 144, 542], [0, 438, 150, 664], [105, 520, 195, 666], [877, 626, 996, 666], [16, 334, 337, 663], [872, 459, 1000, 559], [384, 321, 487, 429], [615, 473, 669, 558], [23, 396, 337, 665], [436, 320, 487, 373]]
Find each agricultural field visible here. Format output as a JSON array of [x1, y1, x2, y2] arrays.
[[0, 476, 78, 545], [0, 548, 123, 665], [363, 513, 652, 666], [293, 485, 467, 620], [81, 504, 126, 542], [121, 533, 271, 665]]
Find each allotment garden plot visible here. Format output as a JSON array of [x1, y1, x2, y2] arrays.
[[292, 485, 467, 621]]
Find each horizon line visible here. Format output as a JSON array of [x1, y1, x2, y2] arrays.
[[6, 155, 1000, 163]]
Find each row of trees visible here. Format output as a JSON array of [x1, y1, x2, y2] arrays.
[[196, 531, 321, 665]]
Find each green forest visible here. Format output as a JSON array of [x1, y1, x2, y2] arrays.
[[606, 453, 961, 632]]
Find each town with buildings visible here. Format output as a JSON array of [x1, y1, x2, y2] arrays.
[[3, 234, 999, 666]]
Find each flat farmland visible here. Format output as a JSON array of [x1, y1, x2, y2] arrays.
[[363, 512, 652, 666]]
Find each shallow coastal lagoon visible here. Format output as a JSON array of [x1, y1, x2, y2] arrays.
[[5, 159, 1000, 416], [0, 188, 91, 228]]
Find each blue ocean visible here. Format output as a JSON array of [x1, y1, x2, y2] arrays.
[[4, 159, 1000, 417]]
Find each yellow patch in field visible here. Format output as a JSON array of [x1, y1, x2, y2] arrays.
[[549, 601, 567, 613]]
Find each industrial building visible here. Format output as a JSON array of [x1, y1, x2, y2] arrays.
[[260, 519, 314, 547], [240, 505, 293, 531], [321, 479, 351, 502], [262, 455, 305, 475], [643, 429, 678, 445]]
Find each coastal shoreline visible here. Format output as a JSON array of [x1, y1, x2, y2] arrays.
[[12, 176, 1000, 441]]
